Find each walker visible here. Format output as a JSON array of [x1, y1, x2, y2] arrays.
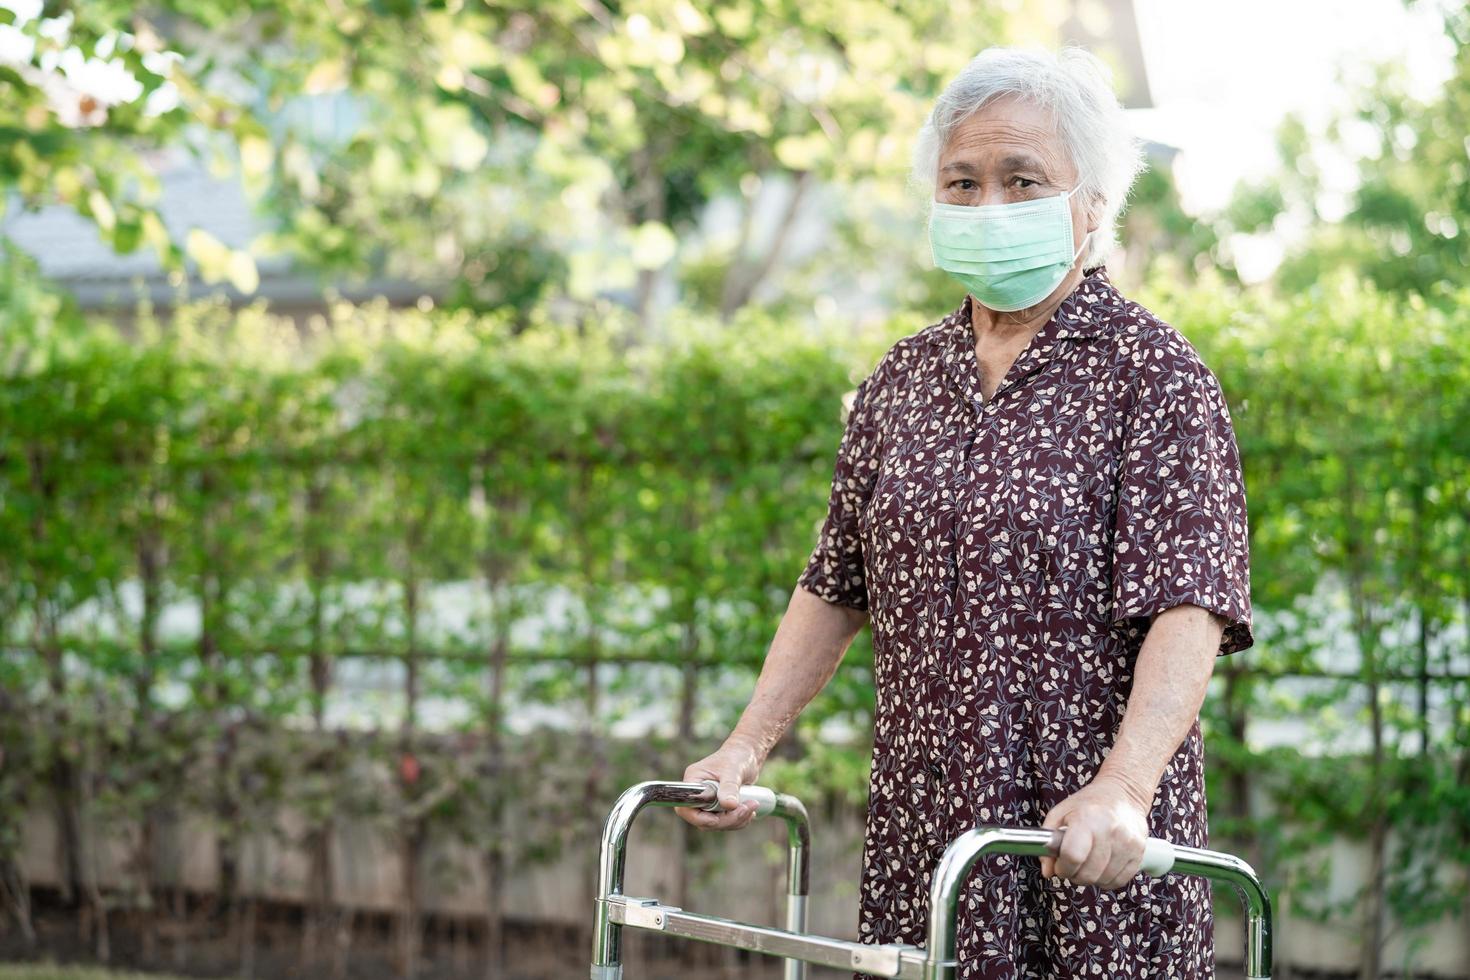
[[590, 779, 1272, 980]]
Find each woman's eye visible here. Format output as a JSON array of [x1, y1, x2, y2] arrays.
[[952, 179, 976, 191], [1015, 177, 1037, 189]]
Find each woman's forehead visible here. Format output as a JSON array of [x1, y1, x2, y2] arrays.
[[939, 97, 1070, 174]]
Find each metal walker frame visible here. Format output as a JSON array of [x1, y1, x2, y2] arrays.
[[591, 779, 1273, 980]]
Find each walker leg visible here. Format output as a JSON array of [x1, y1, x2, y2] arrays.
[[590, 895, 622, 980], [590, 781, 714, 980], [589, 781, 812, 980], [784, 892, 808, 980]]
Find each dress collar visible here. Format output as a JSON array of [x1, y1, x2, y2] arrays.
[[930, 266, 1117, 346], [931, 266, 1118, 407]]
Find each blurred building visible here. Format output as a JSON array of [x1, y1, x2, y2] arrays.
[[2, 0, 1163, 325], [1, 145, 437, 330], [1060, 0, 1154, 108]]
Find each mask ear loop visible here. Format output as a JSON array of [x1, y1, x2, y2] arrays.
[[1063, 174, 1098, 265], [1070, 228, 1093, 264], [1062, 171, 1091, 201]]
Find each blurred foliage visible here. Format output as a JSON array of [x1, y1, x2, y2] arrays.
[[1111, 155, 1234, 290], [1218, 2, 1470, 301], [1, 268, 1468, 970], [0, 0, 1033, 319], [0, 967, 192, 980], [0, 266, 895, 960]]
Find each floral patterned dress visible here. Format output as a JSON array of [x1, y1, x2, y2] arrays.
[[796, 267, 1253, 979]]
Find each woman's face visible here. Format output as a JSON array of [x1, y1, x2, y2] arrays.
[[935, 95, 1095, 251]]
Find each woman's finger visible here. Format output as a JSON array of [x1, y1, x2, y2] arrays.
[[1097, 848, 1137, 890], [673, 806, 715, 828], [678, 799, 758, 831], [1074, 833, 1112, 885], [721, 801, 759, 831], [1038, 802, 1073, 880], [1055, 823, 1093, 879]]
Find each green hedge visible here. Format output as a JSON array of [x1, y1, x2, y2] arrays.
[[1, 268, 1467, 973]]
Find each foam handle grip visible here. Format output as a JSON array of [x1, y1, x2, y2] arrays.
[[1050, 828, 1176, 877], [697, 780, 776, 816], [1141, 838, 1176, 877], [737, 785, 777, 816]]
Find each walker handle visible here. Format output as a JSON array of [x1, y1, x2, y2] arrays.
[[697, 786, 1179, 874], [697, 780, 778, 816], [1047, 827, 1177, 877]]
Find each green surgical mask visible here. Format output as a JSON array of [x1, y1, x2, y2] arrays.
[[927, 182, 1092, 312]]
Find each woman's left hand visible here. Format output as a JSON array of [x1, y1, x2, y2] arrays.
[[1038, 775, 1152, 890]]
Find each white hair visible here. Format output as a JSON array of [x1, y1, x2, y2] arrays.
[[910, 46, 1147, 269]]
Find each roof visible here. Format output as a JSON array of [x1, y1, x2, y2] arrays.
[[1, 145, 439, 311]]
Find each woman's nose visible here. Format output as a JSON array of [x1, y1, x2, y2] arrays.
[[977, 182, 1008, 206]]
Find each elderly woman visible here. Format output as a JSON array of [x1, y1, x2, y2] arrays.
[[677, 46, 1252, 979]]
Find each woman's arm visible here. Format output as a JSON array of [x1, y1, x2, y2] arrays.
[[1094, 603, 1223, 803], [676, 584, 868, 831], [1037, 602, 1223, 887]]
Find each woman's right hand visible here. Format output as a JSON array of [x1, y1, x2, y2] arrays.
[[675, 736, 765, 831]]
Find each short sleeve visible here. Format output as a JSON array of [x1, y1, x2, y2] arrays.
[[796, 375, 881, 612], [1110, 362, 1253, 655]]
